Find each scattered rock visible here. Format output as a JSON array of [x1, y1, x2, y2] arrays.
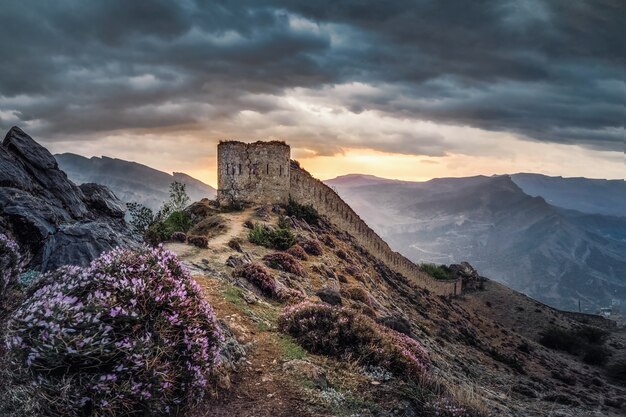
[[226, 253, 253, 268], [377, 315, 412, 336], [316, 287, 342, 306], [448, 261, 485, 290]]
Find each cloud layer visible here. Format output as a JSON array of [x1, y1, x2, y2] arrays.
[[0, 0, 623, 165]]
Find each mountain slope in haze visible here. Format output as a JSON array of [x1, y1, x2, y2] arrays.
[[326, 174, 626, 311], [55, 153, 216, 210], [512, 173, 626, 217]]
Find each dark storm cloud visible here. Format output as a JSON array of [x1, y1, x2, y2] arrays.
[[0, 0, 622, 154]]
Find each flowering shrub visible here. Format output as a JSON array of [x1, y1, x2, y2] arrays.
[[278, 302, 429, 380], [4, 246, 222, 417], [0, 233, 21, 303], [233, 263, 277, 297], [300, 239, 323, 256], [285, 244, 308, 260], [263, 253, 305, 277], [276, 287, 307, 304]]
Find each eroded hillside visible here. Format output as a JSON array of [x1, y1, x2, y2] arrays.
[[164, 203, 626, 417]]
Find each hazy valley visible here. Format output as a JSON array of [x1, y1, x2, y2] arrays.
[[326, 174, 626, 312]]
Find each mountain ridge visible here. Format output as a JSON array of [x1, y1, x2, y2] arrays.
[[55, 153, 216, 211]]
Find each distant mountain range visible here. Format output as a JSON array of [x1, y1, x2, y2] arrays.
[[55, 153, 216, 211], [325, 173, 626, 312]]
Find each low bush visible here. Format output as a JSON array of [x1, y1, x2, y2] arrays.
[[188, 235, 209, 248], [233, 263, 277, 297], [341, 286, 372, 306], [285, 199, 320, 225], [539, 325, 612, 366], [4, 246, 222, 417], [263, 253, 305, 277], [248, 224, 296, 250], [539, 327, 580, 354], [336, 249, 351, 261], [300, 239, 323, 256], [278, 302, 430, 380], [171, 231, 187, 242], [420, 263, 454, 280], [127, 182, 194, 245], [582, 345, 611, 366], [286, 244, 308, 260], [576, 326, 609, 345], [228, 238, 243, 252], [163, 211, 193, 235]]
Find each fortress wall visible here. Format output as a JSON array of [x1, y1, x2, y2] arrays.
[[217, 141, 291, 206], [289, 163, 461, 296]]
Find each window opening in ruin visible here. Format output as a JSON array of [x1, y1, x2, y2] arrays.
[[238, 164, 242, 175], [266, 163, 269, 174]]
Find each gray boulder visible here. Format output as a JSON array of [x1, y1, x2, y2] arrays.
[[0, 126, 136, 271]]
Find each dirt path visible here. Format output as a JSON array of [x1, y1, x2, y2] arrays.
[[209, 210, 249, 248], [186, 276, 316, 417]]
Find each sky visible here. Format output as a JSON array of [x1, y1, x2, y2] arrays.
[[0, 0, 623, 186]]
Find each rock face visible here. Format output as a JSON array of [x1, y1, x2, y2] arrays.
[[448, 262, 484, 291], [0, 127, 136, 271]]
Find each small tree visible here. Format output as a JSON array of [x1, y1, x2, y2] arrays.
[[161, 181, 190, 218], [126, 202, 155, 234], [126, 182, 192, 244]]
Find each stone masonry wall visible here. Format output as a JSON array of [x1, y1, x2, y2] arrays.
[[217, 141, 291, 206], [289, 162, 462, 296]]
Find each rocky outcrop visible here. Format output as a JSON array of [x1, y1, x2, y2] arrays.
[[448, 262, 485, 291], [0, 126, 136, 271]]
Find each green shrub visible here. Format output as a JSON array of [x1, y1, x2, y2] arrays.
[[248, 224, 296, 250], [127, 181, 193, 245], [163, 210, 192, 235], [286, 199, 319, 225], [420, 263, 454, 280]]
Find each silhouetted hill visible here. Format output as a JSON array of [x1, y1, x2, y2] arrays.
[[326, 174, 626, 311], [55, 153, 216, 210], [511, 173, 626, 217]]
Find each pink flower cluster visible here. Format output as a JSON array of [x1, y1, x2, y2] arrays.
[[0, 233, 20, 299], [278, 302, 430, 381], [263, 252, 305, 277], [233, 262, 278, 296], [4, 245, 222, 417]]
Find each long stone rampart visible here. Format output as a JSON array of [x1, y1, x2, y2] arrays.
[[289, 162, 461, 296]]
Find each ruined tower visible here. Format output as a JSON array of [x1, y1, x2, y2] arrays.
[[217, 141, 291, 206]]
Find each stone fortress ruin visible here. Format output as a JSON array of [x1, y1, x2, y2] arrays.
[[218, 140, 462, 296]]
